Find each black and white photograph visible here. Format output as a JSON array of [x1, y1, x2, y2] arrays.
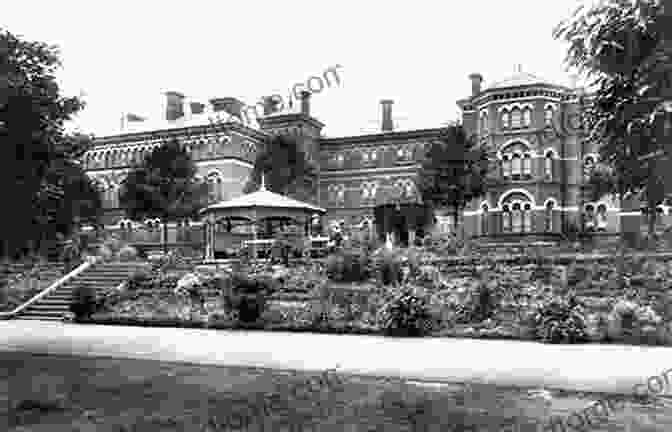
[[2, 0, 672, 430]]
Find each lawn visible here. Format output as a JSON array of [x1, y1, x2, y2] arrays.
[[1, 352, 670, 431]]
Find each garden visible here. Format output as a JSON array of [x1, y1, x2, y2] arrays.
[[63, 232, 672, 348]]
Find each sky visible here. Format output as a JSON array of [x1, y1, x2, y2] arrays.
[[3, 0, 587, 138]]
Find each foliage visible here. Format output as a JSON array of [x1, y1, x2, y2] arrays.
[[69, 283, 98, 320], [418, 126, 489, 227], [119, 138, 209, 252], [243, 134, 314, 199], [532, 293, 588, 344], [375, 249, 404, 286], [453, 279, 500, 324], [127, 268, 154, 291], [607, 297, 665, 343], [554, 0, 672, 237], [325, 248, 370, 283], [377, 285, 435, 337], [218, 273, 275, 323], [117, 245, 138, 261], [0, 29, 98, 257]]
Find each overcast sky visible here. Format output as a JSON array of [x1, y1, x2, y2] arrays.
[[4, 0, 586, 138]]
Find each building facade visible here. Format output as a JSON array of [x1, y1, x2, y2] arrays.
[[82, 68, 671, 245]]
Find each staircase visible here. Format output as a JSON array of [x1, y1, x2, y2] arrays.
[[15, 261, 150, 321]]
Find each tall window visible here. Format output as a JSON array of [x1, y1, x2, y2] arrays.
[[545, 151, 554, 179], [511, 153, 522, 176], [523, 108, 532, 128], [502, 155, 512, 177], [502, 204, 511, 233], [522, 153, 532, 177], [523, 203, 532, 232], [545, 201, 554, 232], [481, 113, 488, 133], [584, 204, 595, 231], [596, 204, 608, 231], [545, 107, 554, 126], [583, 156, 595, 180], [511, 108, 522, 129], [481, 204, 489, 235], [501, 111, 510, 130], [207, 172, 223, 202], [512, 203, 523, 233]]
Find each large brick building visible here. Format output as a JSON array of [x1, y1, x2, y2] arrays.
[[81, 67, 670, 247]]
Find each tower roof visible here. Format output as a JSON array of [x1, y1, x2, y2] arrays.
[[486, 69, 559, 91]]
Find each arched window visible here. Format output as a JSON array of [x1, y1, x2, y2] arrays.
[[511, 153, 522, 177], [545, 201, 555, 232], [502, 204, 511, 233], [511, 108, 522, 129], [523, 109, 532, 128], [502, 155, 511, 177], [481, 113, 488, 132], [596, 204, 608, 231], [545, 107, 554, 126], [481, 204, 489, 235], [583, 156, 596, 180], [523, 203, 532, 232], [206, 172, 223, 202], [512, 202, 523, 233], [584, 204, 595, 231], [522, 153, 532, 177], [545, 151, 554, 179], [501, 111, 510, 130]]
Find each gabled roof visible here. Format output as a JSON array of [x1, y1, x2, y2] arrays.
[[201, 180, 325, 214]]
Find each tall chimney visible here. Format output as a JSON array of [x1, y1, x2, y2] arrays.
[[165, 91, 185, 121], [262, 96, 281, 115], [300, 91, 311, 116], [380, 99, 394, 132], [468, 73, 483, 97]]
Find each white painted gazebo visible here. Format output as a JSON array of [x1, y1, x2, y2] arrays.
[[199, 176, 326, 260]]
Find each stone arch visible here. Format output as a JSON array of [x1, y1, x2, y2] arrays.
[[498, 188, 535, 209]]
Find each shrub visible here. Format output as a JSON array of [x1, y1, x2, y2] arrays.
[[69, 283, 99, 320], [325, 249, 369, 283], [532, 293, 588, 344], [377, 286, 435, 337], [607, 299, 664, 344], [219, 273, 273, 323], [377, 250, 402, 286], [454, 279, 499, 324], [96, 244, 114, 262], [117, 245, 139, 261], [127, 268, 154, 291]]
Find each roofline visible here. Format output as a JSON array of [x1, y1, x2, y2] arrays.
[[200, 204, 326, 214], [92, 121, 269, 147], [320, 127, 448, 145]]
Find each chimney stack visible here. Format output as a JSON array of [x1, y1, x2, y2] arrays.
[[210, 97, 245, 121], [300, 91, 311, 116], [262, 96, 281, 115], [380, 99, 394, 132], [165, 91, 185, 121], [468, 73, 483, 97]]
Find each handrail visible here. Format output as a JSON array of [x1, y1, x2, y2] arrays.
[[0, 256, 101, 319]]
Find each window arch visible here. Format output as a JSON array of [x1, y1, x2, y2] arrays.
[[206, 171, 223, 202], [596, 203, 608, 231], [501, 111, 510, 130], [545, 150, 555, 179], [328, 184, 345, 204], [544, 107, 554, 126], [481, 203, 489, 235], [511, 108, 522, 129], [523, 108, 532, 128], [522, 153, 532, 177]]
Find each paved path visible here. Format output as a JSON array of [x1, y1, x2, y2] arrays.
[[2, 320, 672, 396]]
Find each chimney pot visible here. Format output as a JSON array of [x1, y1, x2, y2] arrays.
[[165, 91, 185, 121], [380, 99, 394, 132], [300, 91, 311, 116], [468, 74, 483, 97]]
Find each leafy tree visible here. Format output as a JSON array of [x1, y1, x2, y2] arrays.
[[0, 28, 87, 257], [119, 138, 209, 253], [554, 0, 672, 240], [244, 134, 314, 198], [418, 126, 489, 233]]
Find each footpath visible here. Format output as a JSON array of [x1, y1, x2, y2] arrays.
[[2, 320, 672, 396]]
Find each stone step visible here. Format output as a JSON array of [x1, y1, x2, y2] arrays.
[[15, 316, 62, 321], [24, 303, 70, 311], [20, 310, 65, 318]]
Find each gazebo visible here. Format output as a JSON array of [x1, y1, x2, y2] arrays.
[[199, 177, 326, 260]]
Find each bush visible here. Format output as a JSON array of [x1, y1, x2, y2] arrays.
[[325, 249, 369, 283], [532, 293, 588, 344], [607, 299, 665, 344], [69, 283, 99, 320], [377, 286, 435, 337], [377, 251, 402, 286], [219, 273, 274, 323], [454, 279, 499, 324], [127, 268, 154, 291], [117, 245, 139, 261]]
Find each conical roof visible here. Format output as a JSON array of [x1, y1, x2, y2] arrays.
[[201, 177, 325, 213]]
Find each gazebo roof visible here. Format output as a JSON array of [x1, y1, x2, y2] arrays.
[[201, 177, 325, 214]]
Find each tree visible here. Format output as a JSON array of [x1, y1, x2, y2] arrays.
[[554, 0, 672, 240], [119, 138, 209, 253], [418, 126, 489, 233], [0, 28, 88, 257], [244, 134, 314, 198]]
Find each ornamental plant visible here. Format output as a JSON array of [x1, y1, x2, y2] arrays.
[[377, 285, 435, 337], [69, 283, 99, 321], [532, 293, 588, 344]]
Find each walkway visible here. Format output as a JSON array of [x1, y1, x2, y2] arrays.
[[2, 320, 672, 395]]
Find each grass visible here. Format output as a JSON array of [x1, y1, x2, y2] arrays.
[[2, 352, 671, 431]]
